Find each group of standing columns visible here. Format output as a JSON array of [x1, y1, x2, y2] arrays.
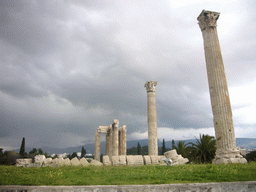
[[94, 10, 247, 165], [94, 119, 126, 161]]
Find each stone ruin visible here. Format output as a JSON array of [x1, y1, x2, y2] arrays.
[[16, 154, 103, 167], [16, 151, 188, 167], [94, 119, 127, 161], [94, 119, 188, 166], [101, 149, 188, 166], [197, 10, 247, 164]]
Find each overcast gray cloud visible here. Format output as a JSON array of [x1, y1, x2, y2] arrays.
[[0, 0, 256, 150]]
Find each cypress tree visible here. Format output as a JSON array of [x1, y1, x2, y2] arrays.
[[137, 142, 142, 155], [19, 137, 25, 156], [172, 139, 176, 150], [81, 147, 86, 158], [162, 139, 166, 155]]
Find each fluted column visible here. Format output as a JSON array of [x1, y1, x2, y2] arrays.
[[145, 81, 158, 156], [94, 130, 101, 161], [119, 125, 127, 155], [198, 10, 246, 164], [112, 119, 119, 156], [105, 126, 111, 156]]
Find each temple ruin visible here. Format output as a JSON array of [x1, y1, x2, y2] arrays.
[[94, 119, 127, 161], [197, 10, 247, 164]]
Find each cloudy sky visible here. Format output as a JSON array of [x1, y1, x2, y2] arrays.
[[1, 0, 256, 151]]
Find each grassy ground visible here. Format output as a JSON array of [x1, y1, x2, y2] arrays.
[[0, 162, 256, 186]]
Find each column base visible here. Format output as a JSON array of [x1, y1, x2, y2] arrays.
[[212, 149, 247, 164]]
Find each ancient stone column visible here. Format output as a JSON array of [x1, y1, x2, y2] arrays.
[[105, 126, 111, 156], [112, 119, 119, 156], [94, 130, 101, 161], [119, 125, 127, 155], [145, 81, 158, 156], [198, 10, 247, 164]]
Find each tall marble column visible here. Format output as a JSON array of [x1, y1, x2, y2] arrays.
[[197, 10, 246, 164], [112, 119, 119, 156], [94, 130, 101, 161], [119, 125, 127, 155], [105, 126, 112, 157], [145, 81, 158, 156]]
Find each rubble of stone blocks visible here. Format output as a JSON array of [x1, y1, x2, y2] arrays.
[[164, 149, 189, 165], [16, 155, 102, 167], [102, 152, 188, 166]]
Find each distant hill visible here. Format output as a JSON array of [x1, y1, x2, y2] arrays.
[[15, 138, 256, 155]]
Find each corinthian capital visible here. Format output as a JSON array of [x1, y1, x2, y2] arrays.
[[145, 81, 157, 92], [197, 10, 220, 31]]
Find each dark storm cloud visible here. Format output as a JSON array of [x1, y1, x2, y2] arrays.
[[0, 0, 255, 149]]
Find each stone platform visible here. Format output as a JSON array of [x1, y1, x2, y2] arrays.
[[1, 181, 255, 192]]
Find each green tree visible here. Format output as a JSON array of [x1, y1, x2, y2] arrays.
[[188, 134, 216, 163], [29, 148, 37, 155], [19, 137, 25, 156], [137, 143, 142, 155], [176, 141, 189, 158], [100, 153, 103, 162], [172, 139, 176, 150], [162, 139, 167, 155], [38, 148, 43, 154], [81, 147, 86, 158], [246, 151, 256, 162], [2, 151, 19, 165], [70, 152, 77, 159]]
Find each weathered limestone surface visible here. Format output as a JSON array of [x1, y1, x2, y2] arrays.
[[94, 131, 101, 161], [119, 126, 127, 155], [150, 156, 159, 165], [164, 150, 189, 165], [158, 155, 166, 165], [126, 155, 135, 166], [145, 81, 158, 156], [106, 127, 112, 157], [134, 155, 144, 166], [90, 159, 103, 166], [119, 155, 126, 166], [112, 119, 119, 156], [16, 159, 32, 167], [197, 10, 247, 164], [80, 157, 89, 166], [143, 155, 151, 165], [57, 157, 65, 166], [63, 158, 71, 166], [45, 158, 52, 164], [70, 157, 81, 166], [111, 156, 120, 166], [34, 155, 46, 163], [103, 155, 111, 166]]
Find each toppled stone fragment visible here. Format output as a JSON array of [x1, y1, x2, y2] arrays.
[[126, 155, 135, 166], [164, 149, 189, 165], [111, 156, 120, 166], [90, 159, 103, 166], [143, 156, 151, 165], [103, 155, 111, 166], [80, 157, 89, 166], [119, 155, 126, 166], [150, 156, 159, 165], [70, 157, 81, 166], [134, 155, 144, 166], [16, 158, 32, 167]]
